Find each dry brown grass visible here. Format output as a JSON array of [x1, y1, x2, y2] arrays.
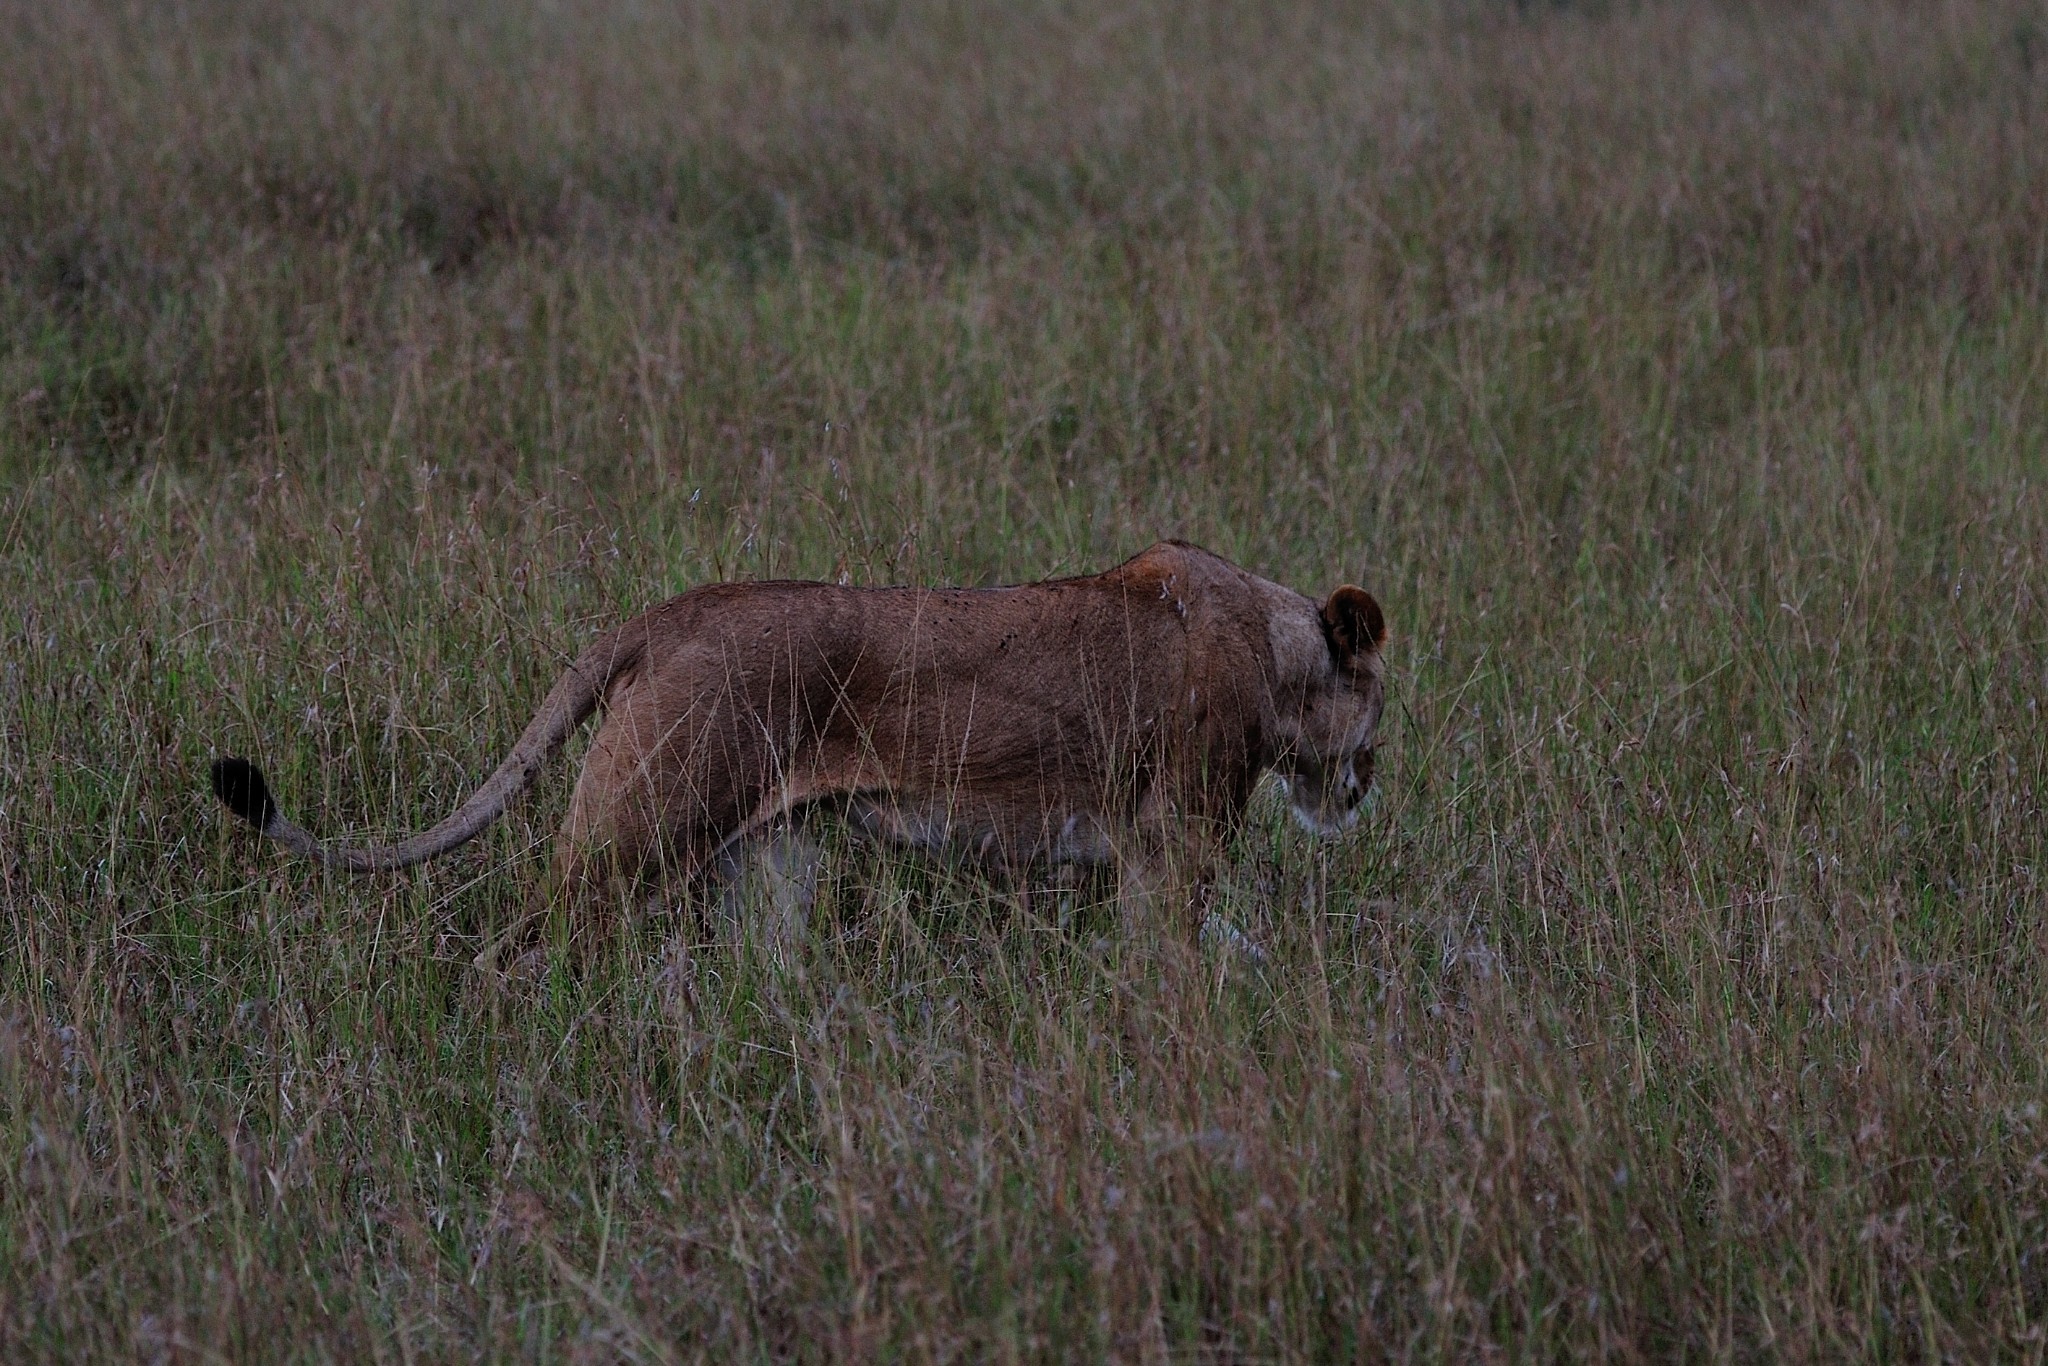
[[3, 0, 2047, 1357]]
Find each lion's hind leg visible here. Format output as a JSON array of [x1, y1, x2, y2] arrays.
[[545, 676, 738, 958], [709, 817, 829, 961]]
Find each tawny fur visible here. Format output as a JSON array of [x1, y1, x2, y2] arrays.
[[212, 542, 1387, 910]]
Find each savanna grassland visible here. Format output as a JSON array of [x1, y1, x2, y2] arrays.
[[4, 0, 2047, 1358]]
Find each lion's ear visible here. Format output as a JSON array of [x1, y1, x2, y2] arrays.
[[1322, 586, 1386, 666]]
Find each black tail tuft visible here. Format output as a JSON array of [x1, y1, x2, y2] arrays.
[[211, 757, 277, 832]]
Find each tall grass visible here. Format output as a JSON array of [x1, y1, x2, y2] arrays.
[[4, 0, 2046, 1356]]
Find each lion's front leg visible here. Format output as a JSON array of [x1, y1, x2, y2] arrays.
[[1117, 784, 1219, 937], [1122, 778, 1265, 960]]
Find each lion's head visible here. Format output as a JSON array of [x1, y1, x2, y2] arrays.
[[1271, 585, 1387, 837]]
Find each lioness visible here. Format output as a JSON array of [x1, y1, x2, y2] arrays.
[[212, 542, 1386, 921]]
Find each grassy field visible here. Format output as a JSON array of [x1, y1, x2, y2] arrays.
[[5, 0, 2047, 1357]]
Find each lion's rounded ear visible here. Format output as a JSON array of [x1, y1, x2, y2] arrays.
[[1322, 586, 1386, 665]]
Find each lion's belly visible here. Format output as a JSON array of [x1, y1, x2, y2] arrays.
[[844, 796, 1117, 870]]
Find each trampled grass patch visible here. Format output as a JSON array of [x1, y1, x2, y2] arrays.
[[3, 0, 2046, 1357]]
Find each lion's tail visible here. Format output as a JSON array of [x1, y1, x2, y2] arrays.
[[210, 625, 647, 873]]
